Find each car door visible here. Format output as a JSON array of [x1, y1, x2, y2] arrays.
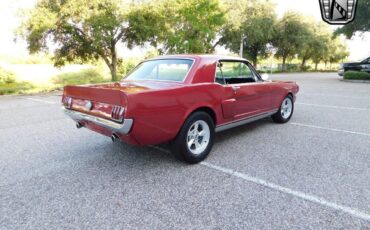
[[217, 60, 272, 120]]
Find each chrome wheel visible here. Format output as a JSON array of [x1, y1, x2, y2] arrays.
[[187, 120, 210, 155], [280, 98, 293, 119]]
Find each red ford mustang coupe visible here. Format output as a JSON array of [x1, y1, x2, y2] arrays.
[[62, 55, 299, 163]]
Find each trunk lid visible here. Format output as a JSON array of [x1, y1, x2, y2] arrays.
[[62, 80, 183, 122], [63, 80, 183, 104]]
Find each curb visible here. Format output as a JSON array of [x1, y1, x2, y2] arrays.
[[340, 79, 370, 84]]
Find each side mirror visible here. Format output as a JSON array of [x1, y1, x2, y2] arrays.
[[261, 73, 269, 81]]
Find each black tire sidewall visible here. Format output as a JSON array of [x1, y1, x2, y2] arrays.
[[171, 112, 215, 164], [272, 95, 294, 123]]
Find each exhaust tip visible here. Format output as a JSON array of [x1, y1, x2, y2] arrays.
[[111, 134, 119, 142], [76, 122, 83, 129]]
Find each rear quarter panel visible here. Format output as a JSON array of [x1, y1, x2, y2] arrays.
[[269, 81, 299, 108], [125, 83, 224, 145]]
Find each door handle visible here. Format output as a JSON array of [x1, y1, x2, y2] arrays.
[[232, 86, 240, 91]]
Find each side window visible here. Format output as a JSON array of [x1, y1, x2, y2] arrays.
[[215, 63, 225, 84], [215, 61, 258, 85]]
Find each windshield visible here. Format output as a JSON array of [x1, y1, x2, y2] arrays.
[[360, 57, 370, 63], [124, 59, 194, 82]]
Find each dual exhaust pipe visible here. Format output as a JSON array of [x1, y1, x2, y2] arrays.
[[76, 122, 83, 129], [76, 122, 119, 142], [111, 133, 119, 142]]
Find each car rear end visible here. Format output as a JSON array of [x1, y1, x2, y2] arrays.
[[62, 85, 138, 145], [338, 63, 345, 76]]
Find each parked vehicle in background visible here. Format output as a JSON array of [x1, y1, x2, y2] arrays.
[[62, 55, 299, 164], [338, 56, 370, 76]]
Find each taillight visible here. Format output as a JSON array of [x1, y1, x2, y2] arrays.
[[111, 105, 125, 122], [63, 96, 72, 109]]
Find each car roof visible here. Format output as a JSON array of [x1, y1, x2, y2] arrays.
[[144, 54, 254, 84], [149, 54, 249, 63]]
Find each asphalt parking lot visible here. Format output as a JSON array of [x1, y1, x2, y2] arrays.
[[1, 73, 370, 229]]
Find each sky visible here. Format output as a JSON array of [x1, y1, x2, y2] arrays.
[[0, 0, 369, 61]]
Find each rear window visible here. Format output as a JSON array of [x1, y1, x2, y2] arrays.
[[124, 59, 193, 82]]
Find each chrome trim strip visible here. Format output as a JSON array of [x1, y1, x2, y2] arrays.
[[215, 109, 278, 133], [62, 107, 133, 135]]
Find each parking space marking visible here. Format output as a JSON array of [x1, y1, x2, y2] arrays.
[[290, 122, 370, 137], [300, 93, 370, 100], [26, 98, 57, 104], [200, 162, 370, 222], [148, 145, 370, 221], [296, 102, 370, 111]]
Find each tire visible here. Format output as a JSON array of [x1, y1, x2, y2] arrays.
[[170, 111, 215, 164], [271, 95, 294, 123]]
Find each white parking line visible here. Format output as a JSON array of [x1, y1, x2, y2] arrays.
[[290, 122, 370, 137], [300, 93, 370, 100], [26, 98, 57, 104], [200, 162, 370, 222], [296, 102, 370, 111], [148, 145, 370, 221]]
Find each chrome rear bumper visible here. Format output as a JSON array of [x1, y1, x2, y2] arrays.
[[62, 107, 133, 135]]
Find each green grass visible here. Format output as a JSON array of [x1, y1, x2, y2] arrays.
[[343, 71, 370, 80], [0, 66, 111, 95], [0, 67, 35, 95], [0, 82, 34, 95], [0, 67, 17, 84], [52, 68, 109, 86]]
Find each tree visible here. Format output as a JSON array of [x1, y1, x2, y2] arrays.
[[310, 36, 330, 71], [156, 0, 225, 54], [298, 21, 331, 70], [335, 0, 370, 38], [324, 37, 349, 69], [219, 0, 276, 66], [19, 0, 164, 81], [273, 12, 311, 70]]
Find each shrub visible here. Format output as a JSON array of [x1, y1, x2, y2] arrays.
[[0, 82, 34, 95], [301, 65, 311, 71], [0, 67, 34, 95], [52, 68, 108, 86], [343, 71, 370, 80], [0, 67, 17, 84], [117, 59, 139, 80]]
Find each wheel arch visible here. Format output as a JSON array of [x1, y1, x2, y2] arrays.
[[189, 106, 217, 125]]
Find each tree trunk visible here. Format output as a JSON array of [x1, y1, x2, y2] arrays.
[[110, 64, 117, 82], [100, 53, 117, 82], [300, 57, 307, 71], [251, 48, 258, 68], [282, 56, 287, 71], [315, 62, 318, 71], [253, 59, 257, 68], [110, 43, 118, 81]]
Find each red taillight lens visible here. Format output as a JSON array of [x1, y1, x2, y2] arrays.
[[63, 96, 72, 108], [111, 106, 125, 122]]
